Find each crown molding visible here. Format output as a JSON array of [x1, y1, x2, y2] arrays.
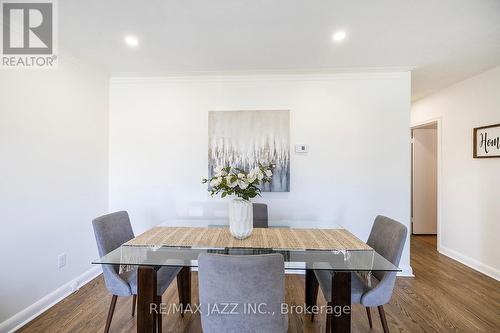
[[109, 67, 413, 84]]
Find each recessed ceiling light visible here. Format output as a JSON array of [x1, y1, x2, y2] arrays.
[[332, 30, 347, 42], [124, 35, 139, 47]]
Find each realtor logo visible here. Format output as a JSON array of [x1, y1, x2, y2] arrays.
[[1, 0, 57, 68]]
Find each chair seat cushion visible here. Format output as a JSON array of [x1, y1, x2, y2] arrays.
[[314, 270, 379, 304], [125, 266, 182, 296]]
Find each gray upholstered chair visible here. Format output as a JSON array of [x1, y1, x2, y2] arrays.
[[252, 203, 268, 228], [198, 253, 287, 333], [312, 215, 407, 333], [92, 211, 190, 333]]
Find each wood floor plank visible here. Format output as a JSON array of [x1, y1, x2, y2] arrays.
[[17, 236, 500, 332]]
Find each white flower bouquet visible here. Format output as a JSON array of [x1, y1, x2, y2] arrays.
[[202, 163, 275, 201]]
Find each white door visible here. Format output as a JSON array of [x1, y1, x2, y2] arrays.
[[412, 128, 437, 234]]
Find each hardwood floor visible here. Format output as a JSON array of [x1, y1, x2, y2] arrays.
[[18, 236, 500, 332]]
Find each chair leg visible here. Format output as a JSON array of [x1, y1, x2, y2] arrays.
[[104, 295, 118, 333], [156, 295, 162, 333], [366, 306, 373, 328], [131, 295, 137, 317], [378, 305, 389, 333]]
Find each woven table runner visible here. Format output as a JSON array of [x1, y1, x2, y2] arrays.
[[125, 227, 371, 251]]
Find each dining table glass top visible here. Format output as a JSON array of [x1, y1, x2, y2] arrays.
[[92, 219, 401, 273]]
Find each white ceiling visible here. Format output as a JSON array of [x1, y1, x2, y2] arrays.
[[60, 0, 500, 101]]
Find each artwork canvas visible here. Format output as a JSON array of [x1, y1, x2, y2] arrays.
[[473, 123, 500, 158], [208, 110, 290, 192]]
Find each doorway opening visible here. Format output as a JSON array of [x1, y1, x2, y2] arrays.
[[411, 121, 439, 250]]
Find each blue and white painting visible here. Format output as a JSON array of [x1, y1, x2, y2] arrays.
[[208, 110, 290, 192]]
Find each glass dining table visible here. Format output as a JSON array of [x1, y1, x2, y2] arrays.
[[92, 219, 400, 333]]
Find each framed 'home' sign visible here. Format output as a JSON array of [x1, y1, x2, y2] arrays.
[[473, 123, 500, 158]]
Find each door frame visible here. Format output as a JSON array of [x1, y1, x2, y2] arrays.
[[411, 118, 442, 251]]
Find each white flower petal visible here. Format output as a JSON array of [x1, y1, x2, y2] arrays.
[[238, 180, 249, 189], [210, 178, 221, 187], [214, 170, 227, 177]]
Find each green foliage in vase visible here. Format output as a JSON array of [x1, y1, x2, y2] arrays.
[[202, 163, 275, 201]]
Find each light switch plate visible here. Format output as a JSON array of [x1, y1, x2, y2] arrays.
[[58, 253, 66, 268], [295, 144, 308, 153]]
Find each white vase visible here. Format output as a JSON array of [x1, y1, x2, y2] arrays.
[[229, 198, 253, 239]]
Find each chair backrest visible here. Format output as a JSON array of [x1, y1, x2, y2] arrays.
[[367, 215, 407, 281], [92, 211, 135, 296], [198, 253, 287, 333], [252, 203, 268, 228]]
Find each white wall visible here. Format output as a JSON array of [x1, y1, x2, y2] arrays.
[[109, 73, 412, 274], [0, 55, 109, 329], [412, 66, 500, 280]]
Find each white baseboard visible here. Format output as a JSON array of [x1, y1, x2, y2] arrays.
[[398, 265, 414, 277], [438, 245, 500, 281], [0, 266, 102, 333]]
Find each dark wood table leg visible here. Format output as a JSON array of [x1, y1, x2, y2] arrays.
[[331, 271, 351, 333], [137, 266, 158, 333], [177, 266, 191, 316], [305, 269, 319, 320]]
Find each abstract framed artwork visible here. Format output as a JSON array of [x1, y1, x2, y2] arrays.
[[473, 123, 500, 158], [208, 110, 290, 192]]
